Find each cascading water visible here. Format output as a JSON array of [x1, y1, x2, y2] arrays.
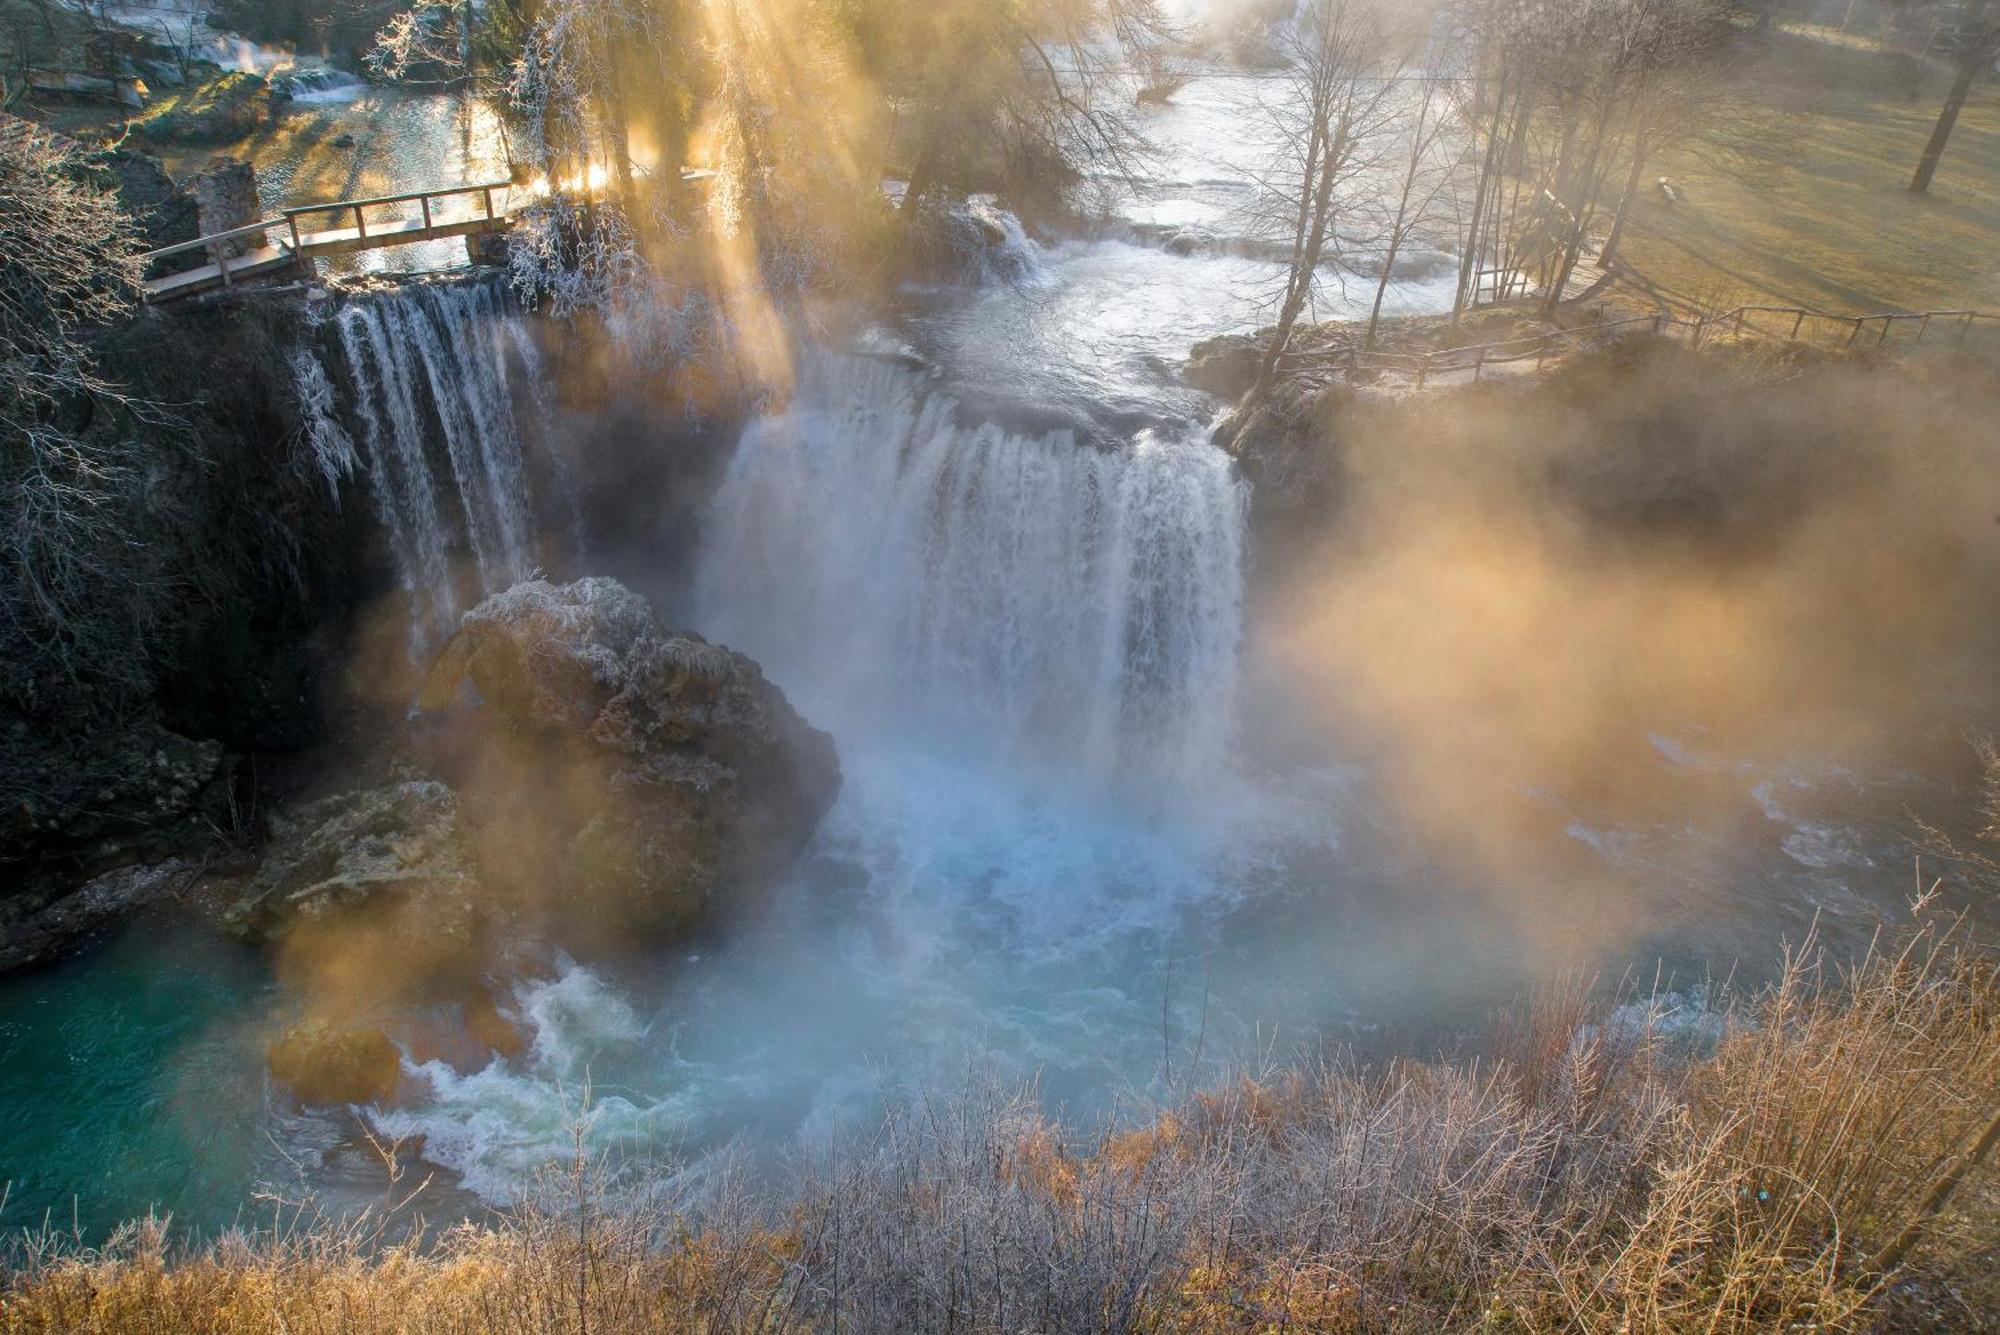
[[362, 350, 1257, 1196], [303, 282, 546, 649], [697, 350, 1248, 790]]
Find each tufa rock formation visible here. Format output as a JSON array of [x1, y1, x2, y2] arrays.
[[420, 578, 840, 946], [221, 779, 479, 945]]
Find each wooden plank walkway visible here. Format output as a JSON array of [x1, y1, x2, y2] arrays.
[[142, 179, 517, 303]]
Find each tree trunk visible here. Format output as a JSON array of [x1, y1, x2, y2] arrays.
[[1366, 232, 1404, 349], [1599, 124, 1650, 267], [1543, 113, 1615, 317], [1910, 46, 1983, 193], [1257, 120, 1346, 394], [900, 148, 936, 217], [1454, 74, 1513, 319]]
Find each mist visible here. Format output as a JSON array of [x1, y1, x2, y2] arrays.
[[1245, 344, 2000, 972]]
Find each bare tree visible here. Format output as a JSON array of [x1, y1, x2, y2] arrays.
[[1251, 0, 1401, 393], [872, 0, 1183, 219], [1909, 0, 1997, 193], [0, 119, 161, 698], [1439, 0, 1729, 318], [1364, 73, 1455, 348]]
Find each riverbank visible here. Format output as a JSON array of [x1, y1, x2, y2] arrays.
[[3, 912, 1994, 1333]]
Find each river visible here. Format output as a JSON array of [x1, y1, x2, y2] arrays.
[[0, 64, 1952, 1238]]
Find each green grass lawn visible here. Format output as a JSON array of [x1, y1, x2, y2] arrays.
[[1611, 29, 2000, 316]]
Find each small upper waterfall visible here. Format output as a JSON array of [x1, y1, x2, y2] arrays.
[[696, 351, 1249, 789], [298, 282, 546, 650]]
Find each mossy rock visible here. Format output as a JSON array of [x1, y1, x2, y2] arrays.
[[131, 71, 272, 145]]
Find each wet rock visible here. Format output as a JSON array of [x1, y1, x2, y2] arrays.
[[100, 148, 199, 254], [1163, 230, 1205, 257], [402, 985, 531, 1073], [268, 1020, 402, 1106], [0, 717, 229, 891], [1184, 332, 1264, 401], [187, 157, 263, 257], [1215, 379, 1352, 529], [331, 132, 356, 148], [222, 780, 478, 943], [464, 985, 529, 1061], [0, 860, 191, 975], [420, 578, 840, 944]]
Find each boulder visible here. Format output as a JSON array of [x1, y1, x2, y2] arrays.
[[187, 158, 263, 258], [420, 578, 840, 942], [221, 779, 478, 944], [1215, 379, 1352, 529], [132, 71, 272, 145], [0, 859, 191, 975], [101, 149, 199, 254], [1184, 332, 1265, 402], [268, 1020, 402, 1105]]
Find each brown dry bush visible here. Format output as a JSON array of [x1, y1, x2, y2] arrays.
[[3, 911, 1995, 1334]]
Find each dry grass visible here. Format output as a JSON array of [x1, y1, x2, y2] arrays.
[[1611, 29, 2000, 315], [2, 905, 1995, 1333]]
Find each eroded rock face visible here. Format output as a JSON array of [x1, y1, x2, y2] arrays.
[[1216, 380, 1352, 529], [420, 578, 840, 943], [0, 859, 192, 974], [0, 717, 229, 898], [222, 780, 477, 941]]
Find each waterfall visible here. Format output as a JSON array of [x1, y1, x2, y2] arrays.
[[696, 351, 1248, 788], [314, 282, 543, 651]]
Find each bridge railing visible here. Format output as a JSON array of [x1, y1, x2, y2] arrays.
[[140, 217, 297, 288], [279, 178, 518, 251]]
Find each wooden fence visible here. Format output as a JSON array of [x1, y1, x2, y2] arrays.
[[1279, 305, 1999, 388]]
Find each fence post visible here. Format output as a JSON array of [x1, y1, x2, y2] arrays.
[[211, 239, 230, 288], [1473, 346, 1487, 382], [482, 187, 495, 219], [1917, 312, 1931, 343], [1876, 316, 1892, 349], [1415, 356, 1428, 391], [354, 204, 367, 240], [1843, 318, 1862, 350], [288, 214, 302, 254], [421, 194, 433, 230], [1791, 309, 1806, 339]]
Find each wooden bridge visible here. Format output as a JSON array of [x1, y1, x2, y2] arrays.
[[141, 179, 521, 302]]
